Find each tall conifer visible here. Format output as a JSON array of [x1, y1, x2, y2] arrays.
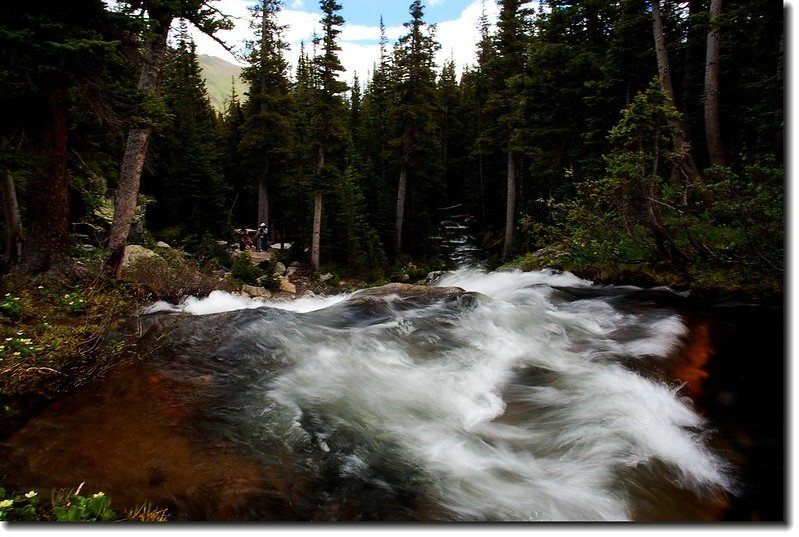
[[390, 0, 442, 257]]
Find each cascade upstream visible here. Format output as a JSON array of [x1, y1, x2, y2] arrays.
[[1, 268, 783, 522]]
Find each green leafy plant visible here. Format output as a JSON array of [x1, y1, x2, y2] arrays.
[[53, 490, 116, 522], [0, 331, 44, 359], [0, 293, 22, 319], [0, 488, 41, 521], [60, 291, 87, 316]]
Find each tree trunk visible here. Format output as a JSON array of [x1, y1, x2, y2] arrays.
[[17, 88, 72, 274], [704, 0, 724, 165], [257, 4, 270, 228], [311, 146, 325, 271], [257, 175, 269, 227], [106, 16, 173, 278], [651, 0, 676, 103], [502, 149, 516, 259], [395, 164, 407, 256], [311, 190, 322, 271], [651, 0, 706, 204], [1, 167, 23, 265]]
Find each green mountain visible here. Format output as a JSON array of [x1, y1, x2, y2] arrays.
[[198, 54, 246, 111]]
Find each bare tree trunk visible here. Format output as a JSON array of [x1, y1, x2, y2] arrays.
[[311, 146, 324, 271], [1, 167, 23, 265], [651, 0, 706, 204], [704, 0, 725, 165], [651, 0, 676, 103], [106, 16, 172, 278], [257, 4, 270, 228], [18, 89, 73, 274], [395, 164, 407, 256], [311, 190, 322, 271], [257, 175, 269, 226], [502, 149, 516, 259]]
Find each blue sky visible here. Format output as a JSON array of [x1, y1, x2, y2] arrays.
[[191, 0, 500, 80], [332, 0, 475, 29]]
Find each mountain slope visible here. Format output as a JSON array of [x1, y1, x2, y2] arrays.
[[198, 54, 246, 111]]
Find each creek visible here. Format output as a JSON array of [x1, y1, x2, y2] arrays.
[[1, 268, 784, 522]]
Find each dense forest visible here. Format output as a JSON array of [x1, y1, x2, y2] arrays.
[[0, 0, 784, 292]]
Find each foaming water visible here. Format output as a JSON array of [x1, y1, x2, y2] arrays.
[[143, 288, 349, 315], [140, 268, 735, 520]]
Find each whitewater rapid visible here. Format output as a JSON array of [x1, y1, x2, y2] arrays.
[[142, 268, 735, 521]]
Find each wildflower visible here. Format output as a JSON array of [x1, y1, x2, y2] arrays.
[[0, 499, 13, 509], [24, 491, 37, 499], [92, 492, 105, 498]]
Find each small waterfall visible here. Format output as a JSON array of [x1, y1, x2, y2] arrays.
[[432, 207, 485, 269]]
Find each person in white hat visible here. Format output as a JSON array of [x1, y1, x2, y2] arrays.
[[256, 222, 268, 251]]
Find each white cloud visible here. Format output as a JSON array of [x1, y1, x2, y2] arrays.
[[187, 0, 254, 64], [189, 0, 499, 82], [435, 0, 498, 76]]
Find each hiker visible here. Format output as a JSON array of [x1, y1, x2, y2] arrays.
[[239, 228, 253, 251], [257, 222, 269, 251]]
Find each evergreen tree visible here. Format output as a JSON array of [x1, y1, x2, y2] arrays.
[[144, 27, 228, 246], [437, 58, 467, 206], [390, 0, 442, 258], [217, 81, 248, 230], [240, 0, 294, 234], [0, 0, 128, 275], [359, 18, 395, 249], [107, 0, 232, 278], [308, 0, 349, 271], [461, 6, 500, 229]]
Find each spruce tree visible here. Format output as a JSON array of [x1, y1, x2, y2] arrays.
[[0, 0, 127, 275], [145, 28, 228, 246], [359, 18, 395, 249], [240, 0, 294, 234], [390, 0, 442, 258], [218, 82, 249, 230], [107, 0, 232, 278], [307, 0, 349, 271], [483, 0, 530, 260]]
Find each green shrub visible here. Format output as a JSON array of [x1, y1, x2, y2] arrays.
[[123, 251, 232, 302], [229, 253, 263, 286]]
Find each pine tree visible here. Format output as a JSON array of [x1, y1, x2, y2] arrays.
[[218, 81, 249, 229], [390, 0, 442, 258], [240, 0, 294, 233], [0, 0, 125, 275], [437, 58, 466, 205], [144, 27, 228, 246], [359, 18, 395, 249], [484, 0, 530, 260], [307, 0, 349, 271], [107, 0, 232, 278]]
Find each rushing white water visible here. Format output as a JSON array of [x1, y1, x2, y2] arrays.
[[146, 268, 735, 521]]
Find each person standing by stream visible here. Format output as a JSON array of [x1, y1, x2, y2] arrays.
[[256, 222, 269, 251]]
